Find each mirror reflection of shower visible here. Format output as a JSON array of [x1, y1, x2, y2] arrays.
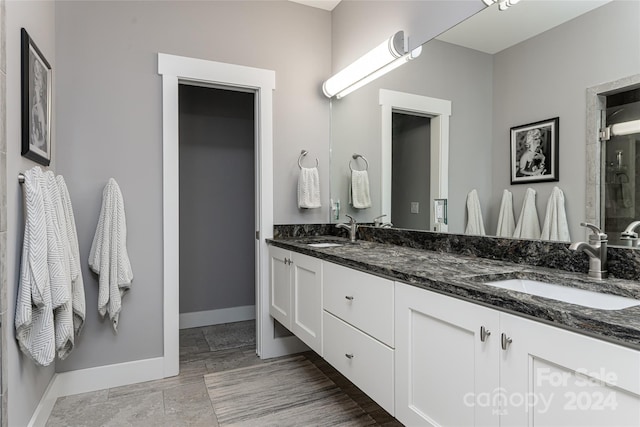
[[603, 87, 640, 246]]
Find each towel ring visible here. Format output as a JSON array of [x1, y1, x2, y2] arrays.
[[298, 150, 319, 169], [349, 153, 369, 172]]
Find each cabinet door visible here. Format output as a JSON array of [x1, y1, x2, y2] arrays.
[[500, 313, 640, 427], [291, 252, 323, 355], [269, 246, 291, 329], [395, 283, 500, 427]]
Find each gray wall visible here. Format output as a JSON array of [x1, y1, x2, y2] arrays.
[[179, 85, 255, 314], [6, 2, 57, 425], [331, 0, 484, 71], [54, 1, 331, 372], [331, 39, 494, 230], [490, 0, 640, 241], [392, 113, 431, 230]]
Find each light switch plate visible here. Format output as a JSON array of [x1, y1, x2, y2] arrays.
[[410, 202, 419, 214]]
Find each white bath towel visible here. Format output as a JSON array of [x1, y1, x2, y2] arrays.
[[513, 188, 541, 239], [15, 167, 56, 366], [496, 190, 516, 238], [57, 175, 86, 336], [349, 170, 372, 209], [89, 178, 134, 332], [465, 189, 485, 236], [541, 187, 570, 242], [43, 171, 75, 360], [297, 167, 321, 209]]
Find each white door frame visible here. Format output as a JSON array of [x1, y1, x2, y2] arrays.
[[158, 53, 276, 377], [380, 89, 451, 231]]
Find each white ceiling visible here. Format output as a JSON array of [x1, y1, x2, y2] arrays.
[[436, 0, 612, 54], [289, 0, 341, 11]]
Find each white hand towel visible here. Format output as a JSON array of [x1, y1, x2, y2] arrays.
[[513, 188, 541, 239], [15, 167, 56, 366], [57, 176, 86, 336], [297, 167, 321, 209], [541, 187, 570, 242], [89, 178, 134, 332], [496, 190, 515, 238], [465, 189, 486, 236], [43, 171, 74, 360], [350, 170, 372, 209]]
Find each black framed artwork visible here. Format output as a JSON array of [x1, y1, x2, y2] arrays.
[[21, 28, 52, 166], [510, 117, 559, 184]]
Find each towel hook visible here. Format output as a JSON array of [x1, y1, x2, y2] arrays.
[[298, 150, 319, 169], [349, 153, 369, 172]]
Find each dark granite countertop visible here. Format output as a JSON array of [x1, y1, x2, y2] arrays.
[[267, 236, 640, 351]]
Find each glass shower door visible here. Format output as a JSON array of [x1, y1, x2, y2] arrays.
[[603, 90, 640, 245]]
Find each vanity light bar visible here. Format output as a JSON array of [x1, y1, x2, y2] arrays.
[[323, 31, 407, 99], [483, 0, 520, 11], [336, 45, 422, 99]]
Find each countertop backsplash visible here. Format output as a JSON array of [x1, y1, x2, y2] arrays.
[[273, 224, 640, 281]]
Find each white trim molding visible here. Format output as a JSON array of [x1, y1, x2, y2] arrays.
[[379, 89, 451, 231], [158, 53, 295, 377], [28, 357, 164, 427], [179, 305, 256, 330]]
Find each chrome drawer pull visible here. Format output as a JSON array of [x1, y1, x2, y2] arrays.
[[345, 296, 354, 301], [480, 326, 491, 342], [345, 353, 354, 359]]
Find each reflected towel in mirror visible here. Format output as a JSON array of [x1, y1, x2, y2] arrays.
[[349, 169, 371, 209], [541, 186, 570, 241], [496, 189, 515, 238], [513, 188, 540, 239], [465, 189, 485, 236]]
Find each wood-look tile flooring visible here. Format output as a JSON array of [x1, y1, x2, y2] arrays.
[[46, 320, 402, 426]]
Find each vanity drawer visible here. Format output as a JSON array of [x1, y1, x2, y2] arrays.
[[323, 311, 394, 415], [323, 261, 394, 346]]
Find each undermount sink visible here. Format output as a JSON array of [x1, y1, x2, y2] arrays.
[[484, 279, 640, 310], [308, 243, 343, 248]]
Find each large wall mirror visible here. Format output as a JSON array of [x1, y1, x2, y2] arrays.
[[329, 0, 640, 247]]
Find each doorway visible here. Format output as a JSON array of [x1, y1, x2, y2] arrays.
[[178, 84, 256, 342], [159, 53, 281, 379], [392, 112, 431, 230]]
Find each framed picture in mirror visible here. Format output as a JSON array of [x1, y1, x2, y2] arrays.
[[510, 117, 559, 184], [21, 28, 52, 166]]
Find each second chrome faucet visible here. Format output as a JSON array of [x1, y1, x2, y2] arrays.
[[569, 222, 608, 279]]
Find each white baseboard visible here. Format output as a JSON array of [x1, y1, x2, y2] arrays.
[[28, 357, 165, 427], [179, 305, 255, 329]]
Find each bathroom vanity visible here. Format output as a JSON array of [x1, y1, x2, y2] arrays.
[[268, 234, 640, 427]]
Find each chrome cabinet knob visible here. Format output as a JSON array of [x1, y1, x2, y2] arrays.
[[345, 353, 354, 359], [501, 333, 513, 350], [480, 326, 491, 342]]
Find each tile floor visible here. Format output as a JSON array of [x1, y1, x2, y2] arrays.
[[45, 320, 401, 426]]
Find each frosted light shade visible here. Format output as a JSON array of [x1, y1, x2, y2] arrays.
[[323, 31, 405, 98]]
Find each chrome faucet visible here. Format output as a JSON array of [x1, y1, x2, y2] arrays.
[[373, 214, 393, 228], [336, 214, 358, 242], [569, 222, 608, 279], [620, 221, 640, 247]]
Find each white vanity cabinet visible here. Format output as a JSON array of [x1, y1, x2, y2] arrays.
[[394, 282, 501, 427], [322, 261, 395, 415], [500, 313, 640, 427], [268, 246, 323, 355], [395, 282, 640, 427]]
